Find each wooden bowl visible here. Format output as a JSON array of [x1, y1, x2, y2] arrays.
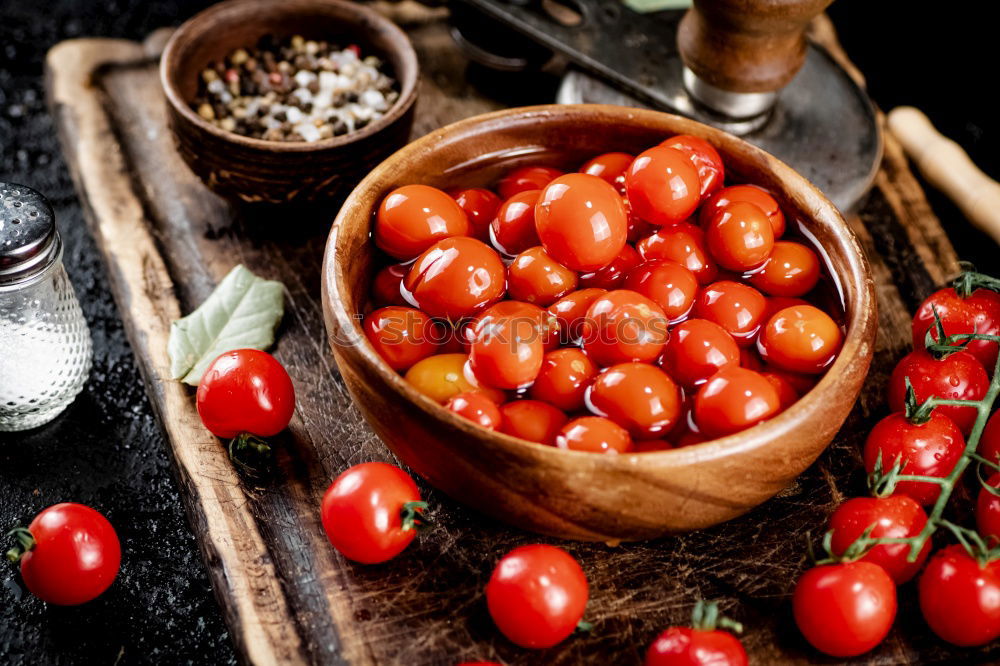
[[160, 0, 418, 205], [322, 104, 876, 541]]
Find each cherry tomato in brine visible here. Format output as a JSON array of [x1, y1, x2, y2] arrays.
[[468, 303, 546, 389], [912, 286, 1000, 370], [579, 245, 642, 290], [556, 416, 633, 453], [586, 362, 681, 439], [624, 260, 699, 323], [405, 353, 505, 404], [451, 187, 501, 240], [547, 288, 608, 344], [700, 184, 786, 239], [530, 348, 598, 412], [828, 495, 931, 584], [580, 151, 633, 192], [625, 146, 701, 226], [497, 166, 564, 200], [661, 318, 740, 388], [759, 371, 799, 410], [371, 263, 409, 306], [580, 290, 669, 366], [886, 348, 988, 434], [757, 304, 843, 374], [694, 366, 779, 438], [375, 184, 470, 260], [704, 201, 774, 272], [499, 400, 568, 445], [919, 545, 1000, 647], [507, 246, 578, 306], [403, 237, 506, 320], [364, 306, 442, 371], [197, 349, 296, 439], [445, 391, 502, 429], [748, 241, 820, 297], [636, 222, 719, 285], [535, 173, 628, 271], [693, 280, 766, 347], [634, 439, 674, 452], [490, 190, 542, 256], [660, 134, 725, 199]]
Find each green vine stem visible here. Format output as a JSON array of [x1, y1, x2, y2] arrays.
[[691, 600, 743, 634], [5, 527, 35, 563], [953, 266, 1000, 298]]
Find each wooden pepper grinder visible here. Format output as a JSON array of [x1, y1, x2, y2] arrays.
[[678, 0, 834, 120]]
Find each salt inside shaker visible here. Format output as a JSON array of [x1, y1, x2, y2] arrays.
[[0, 183, 92, 431]]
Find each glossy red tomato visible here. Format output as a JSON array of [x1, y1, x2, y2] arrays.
[[700, 184, 786, 239], [486, 544, 588, 648], [375, 184, 470, 260], [579, 245, 642, 290], [760, 296, 809, 324], [10, 503, 121, 605], [580, 289, 669, 366], [507, 246, 578, 306], [694, 366, 779, 438], [371, 263, 408, 306], [530, 348, 598, 412], [625, 146, 701, 226], [704, 201, 775, 272], [405, 353, 505, 404], [748, 241, 820, 297], [977, 472, 1000, 544], [403, 237, 507, 320], [547, 288, 608, 343], [556, 416, 633, 453], [793, 561, 896, 657], [464, 300, 559, 352], [497, 165, 564, 200], [535, 173, 628, 271], [587, 362, 681, 438], [364, 306, 442, 371], [636, 222, 719, 285], [197, 349, 296, 439], [887, 348, 988, 434], [919, 545, 1000, 646], [759, 371, 799, 410], [661, 318, 740, 388], [321, 462, 424, 564], [446, 391, 502, 429], [499, 400, 568, 445], [644, 626, 748, 666], [490, 190, 542, 256], [757, 304, 843, 374], [625, 198, 658, 241], [468, 303, 545, 389], [581, 151, 634, 192], [624, 260, 699, 322], [912, 287, 1000, 370], [451, 187, 501, 240], [862, 411, 964, 506], [693, 280, 767, 347], [828, 495, 931, 583], [660, 134, 725, 199], [979, 410, 1000, 465]]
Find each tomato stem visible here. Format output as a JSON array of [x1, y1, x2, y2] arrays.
[[400, 501, 430, 532], [5, 527, 35, 564], [228, 433, 273, 476], [690, 600, 743, 634], [953, 265, 1000, 298], [575, 619, 594, 633]]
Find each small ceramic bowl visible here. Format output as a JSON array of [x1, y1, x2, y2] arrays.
[[322, 104, 877, 542], [160, 0, 419, 205]]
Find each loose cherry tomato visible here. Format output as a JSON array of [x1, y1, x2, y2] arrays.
[[625, 260, 699, 322], [645, 624, 747, 666], [8, 503, 121, 605], [451, 187, 501, 240], [321, 462, 425, 564], [979, 410, 1000, 465], [828, 495, 931, 584], [625, 146, 701, 226], [556, 416, 633, 453], [977, 472, 1000, 544], [636, 222, 719, 285], [759, 371, 799, 410], [197, 349, 296, 439], [912, 286, 1000, 370], [497, 165, 564, 200], [364, 306, 442, 371], [580, 289, 669, 366], [486, 544, 588, 648], [757, 304, 843, 374], [375, 184, 470, 260], [862, 411, 964, 506], [793, 561, 896, 657], [530, 348, 598, 412], [535, 173, 628, 271], [919, 545, 1000, 646], [468, 304, 545, 389], [887, 348, 988, 434], [499, 400, 568, 445], [694, 366, 779, 438], [748, 241, 820, 297], [581, 151, 633, 192], [579, 245, 642, 290], [661, 318, 740, 388], [403, 237, 506, 320], [371, 263, 409, 306], [700, 185, 786, 239], [405, 353, 505, 404], [490, 190, 542, 256], [547, 288, 608, 343], [660, 134, 725, 199], [587, 362, 681, 438], [693, 280, 766, 347], [446, 391, 502, 429], [634, 439, 674, 452], [507, 246, 578, 306], [704, 201, 774, 272]]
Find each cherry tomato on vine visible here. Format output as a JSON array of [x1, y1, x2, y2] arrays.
[[490, 190, 542, 256], [405, 353, 505, 404], [660, 134, 725, 199], [371, 263, 408, 306], [624, 260, 699, 322], [507, 246, 578, 306], [364, 306, 442, 371], [530, 348, 598, 412], [979, 410, 1000, 465], [636, 222, 719, 285], [828, 495, 931, 583], [6, 503, 121, 605], [547, 288, 608, 343], [977, 473, 1000, 544], [912, 286, 1000, 370], [580, 151, 633, 192], [644, 608, 747, 666], [451, 187, 501, 240], [535, 173, 628, 271], [580, 289, 669, 366], [919, 545, 1000, 646], [579, 245, 642, 290], [757, 304, 843, 374], [587, 362, 681, 439], [499, 400, 568, 445], [468, 303, 546, 389], [403, 237, 507, 320], [375, 184, 470, 260], [694, 366, 779, 438], [748, 241, 820, 297], [660, 318, 740, 388], [197, 349, 296, 439], [700, 185, 786, 239], [887, 348, 988, 434], [704, 201, 775, 272], [693, 280, 766, 346], [446, 392, 502, 430], [556, 416, 633, 453], [497, 165, 564, 200], [625, 146, 701, 226], [321, 462, 426, 564]]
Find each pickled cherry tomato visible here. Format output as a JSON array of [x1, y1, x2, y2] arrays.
[[579, 245, 642, 290], [581, 152, 634, 192], [660, 134, 725, 198], [451, 188, 501, 240], [499, 400, 568, 445], [468, 304, 546, 389], [491, 190, 542, 256], [371, 263, 408, 306], [693, 280, 767, 346], [405, 353, 505, 404], [556, 416, 633, 454], [624, 260, 699, 322], [762, 296, 810, 323], [625, 146, 701, 226], [626, 206, 658, 243], [403, 237, 506, 319], [636, 222, 719, 285], [758, 305, 843, 374], [761, 371, 800, 410], [497, 166, 564, 200], [660, 318, 740, 388], [749, 241, 820, 297], [694, 366, 780, 438], [446, 391, 502, 429], [375, 184, 470, 260], [507, 246, 578, 306], [580, 290, 669, 366], [465, 300, 559, 351], [535, 173, 628, 271], [547, 288, 608, 343], [529, 348, 598, 412], [634, 439, 673, 452], [739, 346, 766, 372], [705, 201, 775, 272], [364, 306, 442, 371], [700, 184, 786, 239], [586, 362, 681, 438]]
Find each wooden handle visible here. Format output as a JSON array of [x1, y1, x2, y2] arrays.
[[677, 0, 833, 93], [888, 106, 1000, 246]]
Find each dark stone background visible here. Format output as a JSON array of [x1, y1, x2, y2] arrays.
[[0, 1, 996, 664]]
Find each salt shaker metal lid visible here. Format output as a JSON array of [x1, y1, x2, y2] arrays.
[[0, 182, 60, 286]]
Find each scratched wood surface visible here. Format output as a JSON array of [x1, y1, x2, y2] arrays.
[[44, 3, 998, 664]]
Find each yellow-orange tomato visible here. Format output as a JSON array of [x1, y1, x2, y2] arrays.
[[491, 190, 542, 256], [624, 146, 701, 226], [468, 304, 546, 389], [529, 349, 598, 412], [535, 173, 628, 271], [446, 391, 502, 429], [636, 222, 719, 285], [405, 353, 505, 404], [623, 260, 699, 323], [497, 166, 564, 200], [757, 305, 844, 374], [555, 416, 633, 454], [586, 362, 681, 439], [581, 152, 634, 193], [660, 318, 740, 388], [694, 366, 780, 438], [547, 288, 608, 344], [580, 290, 669, 366], [579, 245, 642, 290], [403, 237, 506, 319], [700, 184, 786, 239], [692, 280, 767, 346], [507, 246, 578, 306], [375, 184, 470, 260], [705, 201, 774, 272], [749, 241, 821, 297], [364, 306, 443, 371], [660, 135, 725, 199], [499, 400, 568, 445], [451, 187, 501, 241]]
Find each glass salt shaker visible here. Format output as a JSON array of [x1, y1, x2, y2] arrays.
[[0, 183, 92, 431]]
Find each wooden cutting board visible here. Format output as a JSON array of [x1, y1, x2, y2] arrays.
[[44, 4, 994, 664]]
